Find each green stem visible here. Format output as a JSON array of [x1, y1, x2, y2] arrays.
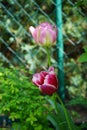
[[45, 46, 51, 67], [57, 95, 72, 130]]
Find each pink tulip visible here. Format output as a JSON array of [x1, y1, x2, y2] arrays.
[[32, 67, 58, 95], [29, 22, 58, 46]]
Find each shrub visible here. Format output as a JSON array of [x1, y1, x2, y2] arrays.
[[0, 66, 52, 130]]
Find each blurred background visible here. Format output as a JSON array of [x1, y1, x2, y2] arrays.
[[0, 0, 87, 128]]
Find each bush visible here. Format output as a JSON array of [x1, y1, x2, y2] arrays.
[[0, 66, 52, 130]]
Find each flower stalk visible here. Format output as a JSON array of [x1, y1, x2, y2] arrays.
[[45, 46, 51, 67]]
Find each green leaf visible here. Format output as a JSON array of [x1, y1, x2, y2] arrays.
[[47, 96, 80, 130], [78, 53, 87, 62], [47, 114, 60, 130]]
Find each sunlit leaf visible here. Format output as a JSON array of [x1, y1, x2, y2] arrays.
[[78, 53, 87, 62]]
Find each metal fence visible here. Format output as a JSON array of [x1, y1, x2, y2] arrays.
[[0, 0, 56, 67], [0, 0, 87, 100]]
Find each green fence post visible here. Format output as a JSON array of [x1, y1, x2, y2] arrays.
[[55, 0, 65, 101]]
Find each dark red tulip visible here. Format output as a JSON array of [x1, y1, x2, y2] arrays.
[[32, 67, 58, 95]]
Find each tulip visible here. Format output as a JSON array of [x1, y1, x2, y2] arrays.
[[29, 22, 58, 46], [32, 67, 58, 95]]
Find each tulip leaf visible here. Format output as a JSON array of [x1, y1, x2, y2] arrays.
[[47, 99, 67, 130], [47, 98, 80, 130], [47, 114, 60, 130]]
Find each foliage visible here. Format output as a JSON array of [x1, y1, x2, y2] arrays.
[[0, 65, 83, 130], [67, 96, 87, 106], [46, 95, 80, 130], [65, 59, 87, 99], [0, 65, 52, 130]]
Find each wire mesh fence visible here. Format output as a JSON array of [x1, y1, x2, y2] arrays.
[[0, 0, 56, 69], [0, 0, 86, 66]]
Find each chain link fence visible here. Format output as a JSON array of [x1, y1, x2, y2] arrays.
[[0, 0, 87, 95], [0, 0, 86, 66], [0, 0, 55, 69], [0, 0, 87, 97]]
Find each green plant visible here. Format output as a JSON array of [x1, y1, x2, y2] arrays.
[[0, 65, 83, 130], [46, 95, 80, 130], [0, 65, 52, 130]]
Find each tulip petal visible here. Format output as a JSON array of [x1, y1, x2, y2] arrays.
[[48, 66, 54, 71], [44, 72, 58, 88], [39, 84, 57, 95], [40, 71, 48, 78], [29, 26, 39, 43], [47, 29, 57, 43], [38, 22, 53, 29], [32, 73, 44, 87], [29, 26, 35, 38], [39, 28, 47, 44]]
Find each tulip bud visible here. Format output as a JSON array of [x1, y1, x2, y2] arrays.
[[29, 22, 58, 46]]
